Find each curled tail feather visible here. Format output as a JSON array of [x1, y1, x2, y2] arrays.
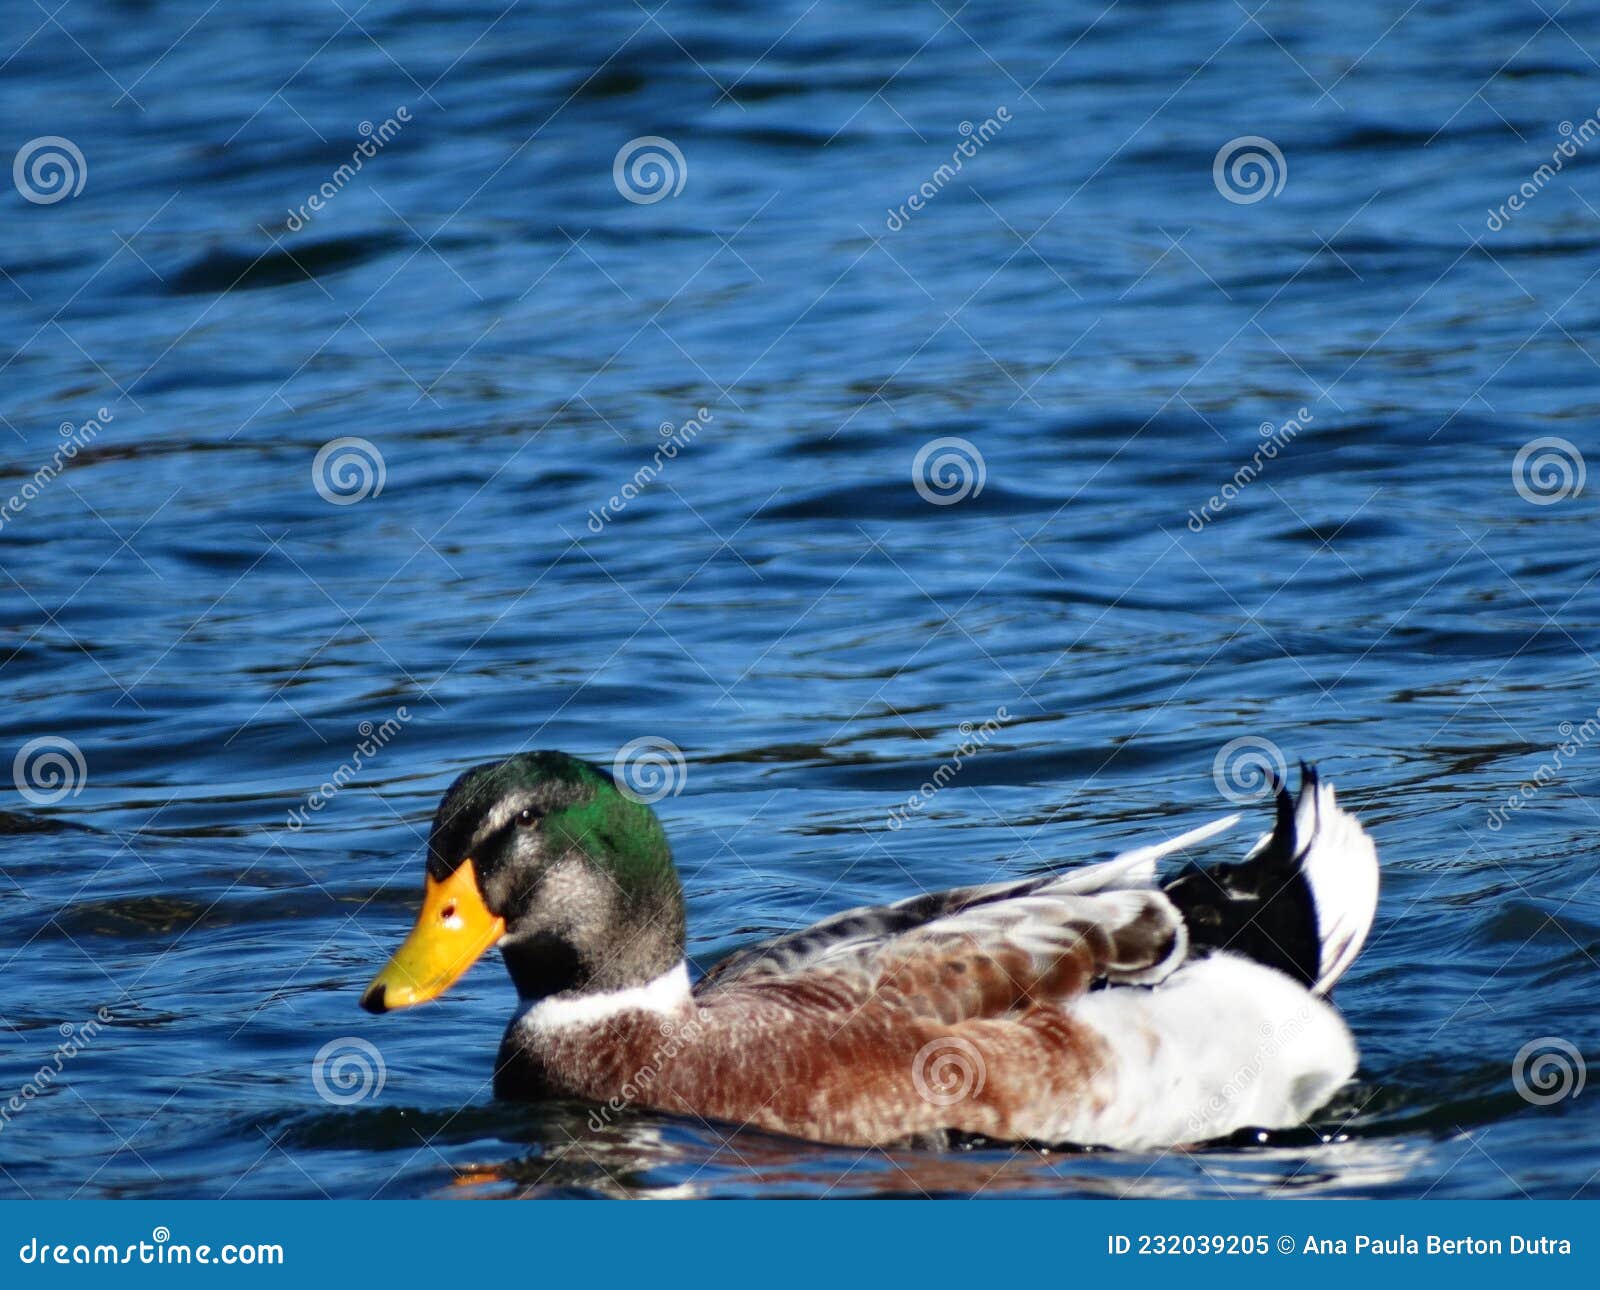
[[1163, 764, 1378, 993]]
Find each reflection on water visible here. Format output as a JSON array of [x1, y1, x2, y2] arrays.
[[430, 1109, 1435, 1200]]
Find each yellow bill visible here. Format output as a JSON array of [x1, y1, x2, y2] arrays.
[[360, 859, 505, 1013]]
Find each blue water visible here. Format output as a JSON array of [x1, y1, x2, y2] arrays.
[[3, 1, 1599, 1198]]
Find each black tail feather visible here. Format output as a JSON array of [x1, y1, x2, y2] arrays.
[[1162, 769, 1321, 988]]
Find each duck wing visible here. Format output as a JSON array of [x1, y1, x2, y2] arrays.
[[801, 887, 1192, 1023], [696, 812, 1238, 994]]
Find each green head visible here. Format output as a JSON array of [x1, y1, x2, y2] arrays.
[[361, 751, 685, 1012]]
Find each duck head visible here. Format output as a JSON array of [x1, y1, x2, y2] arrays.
[[360, 751, 685, 1014]]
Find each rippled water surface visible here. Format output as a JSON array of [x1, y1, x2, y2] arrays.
[[3, 1, 1600, 1198]]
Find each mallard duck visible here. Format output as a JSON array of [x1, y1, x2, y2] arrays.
[[360, 752, 1378, 1150]]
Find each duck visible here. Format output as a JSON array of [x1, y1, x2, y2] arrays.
[[359, 751, 1378, 1150]]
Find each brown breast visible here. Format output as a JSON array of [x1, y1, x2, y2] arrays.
[[505, 973, 1112, 1147]]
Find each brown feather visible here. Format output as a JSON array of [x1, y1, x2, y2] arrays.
[[503, 889, 1185, 1144]]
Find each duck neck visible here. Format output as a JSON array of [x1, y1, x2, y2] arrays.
[[498, 849, 687, 1003], [500, 918, 684, 1001], [517, 961, 692, 1033]]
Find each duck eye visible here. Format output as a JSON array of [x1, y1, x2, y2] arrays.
[[515, 807, 543, 828]]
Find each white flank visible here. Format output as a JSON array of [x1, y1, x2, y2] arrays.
[[1051, 952, 1358, 1150], [516, 961, 692, 1033]]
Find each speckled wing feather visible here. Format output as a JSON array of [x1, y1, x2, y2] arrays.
[[843, 888, 1191, 1019], [700, 884, 1191, 1027], [697, 812, 1236, 991]]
